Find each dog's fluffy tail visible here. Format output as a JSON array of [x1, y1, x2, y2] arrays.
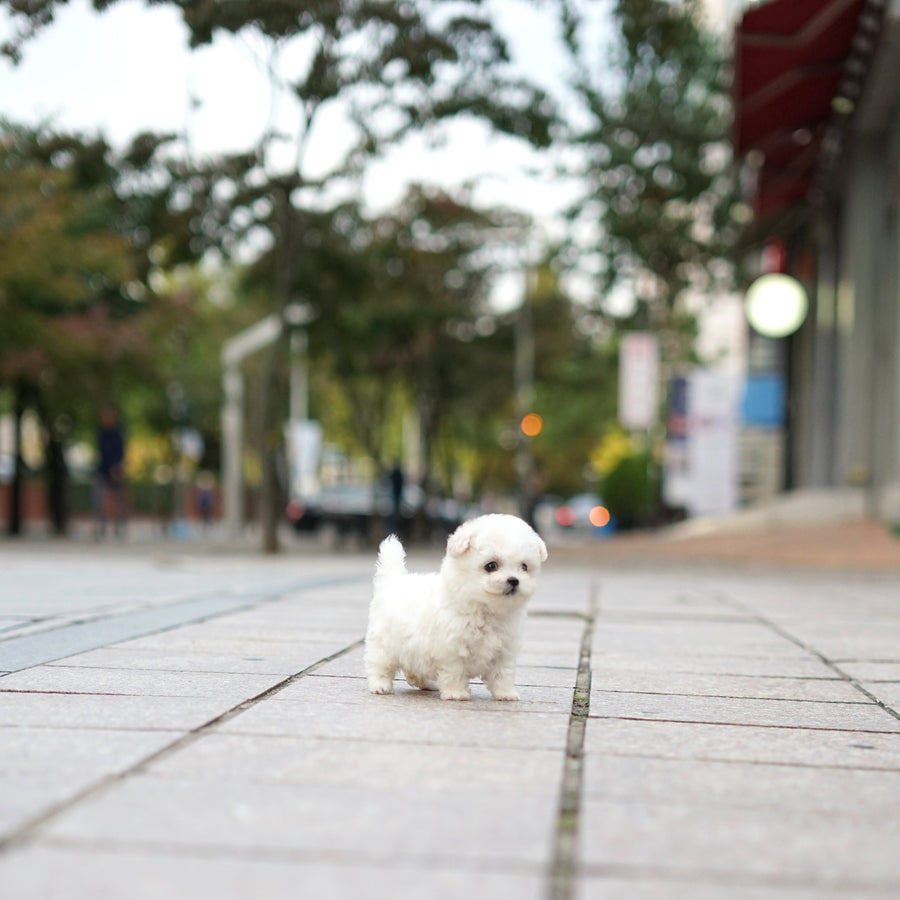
[[375, 534, 407, 584]]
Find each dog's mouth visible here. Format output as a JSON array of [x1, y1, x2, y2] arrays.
[[503, 582, 519, 596]]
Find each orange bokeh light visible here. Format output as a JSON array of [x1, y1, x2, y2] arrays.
[[589, 506, 611, 528], [520, 413, 544, 437]]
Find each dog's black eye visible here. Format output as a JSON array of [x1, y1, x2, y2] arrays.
[[521, 563, 528, 572], [484, 561, 499, 573]]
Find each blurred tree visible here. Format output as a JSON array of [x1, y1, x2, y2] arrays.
[[0, 125, 154, 534], [560, 0, 739, 368], [4, 0, 558, 551], [318, 187, 528, 487]]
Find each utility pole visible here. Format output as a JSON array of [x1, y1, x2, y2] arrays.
[[514, 271, 537, 526]]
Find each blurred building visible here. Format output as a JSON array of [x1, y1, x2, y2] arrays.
[[732, 0, 900, 521]]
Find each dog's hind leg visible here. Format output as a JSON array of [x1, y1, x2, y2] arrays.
[[405, 671, 438, 691]]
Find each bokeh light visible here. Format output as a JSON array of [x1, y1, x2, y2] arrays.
[[520, 413, 544, 437], [555, 505, 575, 527], [744, 273, 808, 337], [589, 506, 611, 528]]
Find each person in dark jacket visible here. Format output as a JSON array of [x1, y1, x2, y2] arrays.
[[93, 406, 127, 538]]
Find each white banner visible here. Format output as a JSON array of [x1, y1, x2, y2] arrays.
[[619, 333, 660, 430]]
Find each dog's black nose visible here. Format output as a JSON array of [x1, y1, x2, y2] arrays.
[[506, 577, 519, 589]]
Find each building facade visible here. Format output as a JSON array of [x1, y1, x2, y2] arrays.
[[733, 0, 900, 520]]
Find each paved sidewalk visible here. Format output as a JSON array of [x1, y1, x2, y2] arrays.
[[1, 536, 900, 898]]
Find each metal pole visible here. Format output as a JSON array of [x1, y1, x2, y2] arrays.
[[221, 366, 244, 540]]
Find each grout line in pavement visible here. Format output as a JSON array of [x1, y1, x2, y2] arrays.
[[546, 583, 598, 900], [591, 688, 874, 705], [0, 638, 364, 855], [577, 860, 899, 895], [589, 715, 900, 735], [596, 749, 900, 773]]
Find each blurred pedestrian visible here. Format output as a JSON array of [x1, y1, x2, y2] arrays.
[[93, 406, 127, 538], [195, 470, 216, 531]]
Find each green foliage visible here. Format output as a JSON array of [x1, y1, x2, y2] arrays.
[[0, 125, 149, 422], [602, 449, 658, 527], [2, 2, 639, 521], [562, 0, 739, 365]]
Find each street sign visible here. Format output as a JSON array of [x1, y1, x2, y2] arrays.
[[618, 333, 660, 430]]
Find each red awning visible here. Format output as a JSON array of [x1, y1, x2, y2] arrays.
[[734, 0, 876, 219]]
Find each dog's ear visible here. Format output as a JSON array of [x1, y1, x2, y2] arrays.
[[447, 521, 474, 557], [535, 535, 548, 563]]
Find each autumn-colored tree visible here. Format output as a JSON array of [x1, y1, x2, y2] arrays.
[[0, 125, 152, 533]]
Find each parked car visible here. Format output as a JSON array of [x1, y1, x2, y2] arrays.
[[553, 493, 613, 534], [286, 481, 462, 545]]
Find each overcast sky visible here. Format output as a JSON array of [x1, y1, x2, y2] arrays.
[[3, 2, 610, 224]]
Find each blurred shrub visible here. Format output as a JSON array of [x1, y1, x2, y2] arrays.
[[602, 451, 659, 529]]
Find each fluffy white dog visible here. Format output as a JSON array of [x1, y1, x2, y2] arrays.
[[364, 514, 548, 701]]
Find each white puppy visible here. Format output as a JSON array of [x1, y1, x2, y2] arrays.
[[364, 514, 548, 701]]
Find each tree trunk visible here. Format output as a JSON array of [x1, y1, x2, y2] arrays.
[[258, 183, 295, 554], [258, 334, 287, 555]]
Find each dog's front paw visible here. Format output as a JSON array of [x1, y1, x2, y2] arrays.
[[439, 688, 472, 701], [491, 689, 520, 701], [368, 677, 394, 695]]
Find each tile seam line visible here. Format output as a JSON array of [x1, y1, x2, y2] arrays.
[[590, 715, 900, 734], [714, 595, 900, 724], [546, 580, 598, 900], [596, 750, 900, 773], [0, 637, 364, 856], [38, 834, 551, 875], [578, 861, 897, 893], [592, 688, 874, 705]]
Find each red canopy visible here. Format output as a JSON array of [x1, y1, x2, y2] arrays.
[[734, 0, 877, 219]]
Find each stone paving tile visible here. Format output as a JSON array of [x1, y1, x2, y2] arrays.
[[590, 653, 836, 678], [590, 668, 864, 702], [0, 726, 182, 777], [144, 732, 564, 795], [838, 660, 900, 681], [218, 694, 571, 749], [578, 796, 900, 891], [273, 673, 574, 711], [592, 623, 805, 658], [0, 843, 545, 900], [0, 665, 279, 698], [518, 648, 585, 669], [42, 776, 558, 868], [585, 717, 900, 769], [583, 754, 900, 815], [0, 727, 181, 838], [590, 690, 900, 732], [311, 646, 579, 687], [41, 644, 328, 676], [1, 776, 97, 836], [110, 633, 357, 661], [0, 691, 233, 732], [864, 683, 900, 710], [577, 875, 872, 900], [118, 618, 363, 648], [174, 621, 365, 646]]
